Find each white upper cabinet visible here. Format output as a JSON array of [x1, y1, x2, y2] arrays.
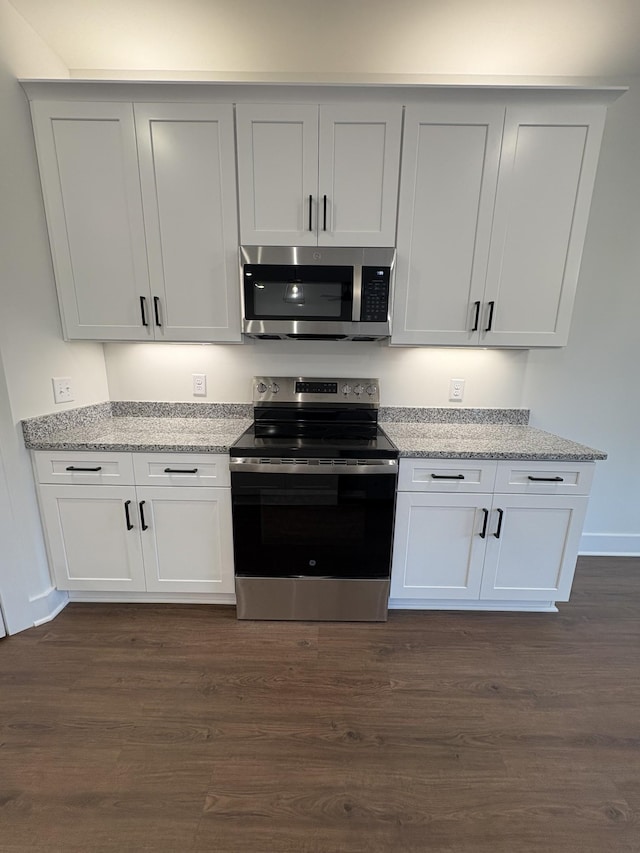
[[30, 100, 241, 342], [392, 104, 505, 345], [30, 101, 151, 340], [482, 104, 606, 347], [392, 100, 607, 347], [134, 103, 241, 342], [236, 103, 402, 247]]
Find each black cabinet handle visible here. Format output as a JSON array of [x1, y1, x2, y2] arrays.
[[471, 300, 481, 332], [431, 473, 465, 480], [163, 467, 198, 474], [323, 194, 327, 231], [140, 296, 148, 327], [65, 466, 102, 472], [139, 501, 148, 531], [153, 296, 162, 327], [485, 301, 495, 332], [308, 194, 313, 231], [479, 508, 489, 539], [528, 475, 564, 482], [493, 508, 504, 539], [124, 500, 134, 531]]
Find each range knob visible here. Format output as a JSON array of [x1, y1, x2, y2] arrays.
[[341, 384, 352, 395], [353, 384, 364, 396], [256, 382, 268, 394], [366, 384, 378, 396], [271, 382, 280, 394]]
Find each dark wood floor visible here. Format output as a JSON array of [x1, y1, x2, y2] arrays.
[[1, 556, 639, 852]]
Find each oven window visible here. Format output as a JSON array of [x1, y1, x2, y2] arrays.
[[231, 472, 395, 580]]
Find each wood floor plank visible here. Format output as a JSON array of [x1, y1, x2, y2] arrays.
[[0, 555, 638, 852]]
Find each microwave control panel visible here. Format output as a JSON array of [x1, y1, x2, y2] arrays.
[[360, 266, 390, 322]]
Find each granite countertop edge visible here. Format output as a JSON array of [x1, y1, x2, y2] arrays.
[[21, 402, 608, 461]]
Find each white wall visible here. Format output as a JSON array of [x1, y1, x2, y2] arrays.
[[105, 343, 529, 408], [523, 80, 640, 554], [0, 0, 110, 632]]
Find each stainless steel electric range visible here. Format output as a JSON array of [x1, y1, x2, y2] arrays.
[[229, 377, 399, 621]]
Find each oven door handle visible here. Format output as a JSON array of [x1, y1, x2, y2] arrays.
[[229, 459, 398, 474]]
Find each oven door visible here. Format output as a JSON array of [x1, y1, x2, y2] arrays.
[[231, 466, 397, 580]]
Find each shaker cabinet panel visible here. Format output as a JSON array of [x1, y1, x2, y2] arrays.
[[481, 495, 589, 601], [317, 104, 402, 247], [392, 104, 504, 345], [30, 101, 152, 340], [391, 492, 488, 600], [236, 103, 401, 247], [134, 103, 241, 342], [38, 484, 146, 591], [483, 105, 606, 346], [138, 486, 235, 593], [236, 104, 319, 246]]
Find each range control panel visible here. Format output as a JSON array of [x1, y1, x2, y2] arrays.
[[253, 376, 380, 405]]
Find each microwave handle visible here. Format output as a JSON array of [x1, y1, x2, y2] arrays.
[[352, 265, 362, 322]]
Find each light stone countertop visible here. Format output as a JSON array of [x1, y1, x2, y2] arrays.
[[21, 402, 607, 461], [381, 422, 607, 461]]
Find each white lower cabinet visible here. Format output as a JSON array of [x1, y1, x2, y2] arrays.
[[35, 451, 234, 596], [391, 459, 593, 609]]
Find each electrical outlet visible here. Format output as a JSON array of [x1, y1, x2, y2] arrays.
[[192, 373, 207, 397], [449, 378, 465, 402], [52, 376, 74, 404]]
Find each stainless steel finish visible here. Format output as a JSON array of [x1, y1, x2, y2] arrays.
[[352, 263, 362, 322], [240, 245, 395, 267], [243, 319, 391, 340], [240, 246, 395, 340], [230, 457, 397, 474], [252, 375, 380, 405], [235, 576, 390, 621]]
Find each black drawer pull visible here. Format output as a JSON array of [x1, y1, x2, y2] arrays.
[[140, 296, 148, 327], [479, 508, 489, 539], [308, 194, 313, 231], [153, 296, 162, 327], [124, 500, 134, 531], [493, 508, 504, 539], [65, 466, 102, 472], [431, 473, 465, 480], [139, 501, 148, 531], [527, 475, 564, 482], [323, 194, 327, 231], [163, 467, 198, 474]]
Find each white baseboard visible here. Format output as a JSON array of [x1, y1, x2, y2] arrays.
[[67, 591, 236, 605], [388, 599, 557, 612], [580, 533, 640, 556], [30, 586, 69, 627]]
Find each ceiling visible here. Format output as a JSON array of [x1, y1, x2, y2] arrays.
[[8, 0, 640, 80]]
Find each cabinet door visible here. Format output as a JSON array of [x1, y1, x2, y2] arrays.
[[318, 105, 402, 247], [391, 492, 489, 600], [481, 495, 589, 601], [30, 101, 151, 340], [135, 104, 241, 342], [392, 104, 504, 345], [38, 484, 146, 591], [482, 104, 606, 346], [137, 487, 234, 593], [236, 104, 319, 246]]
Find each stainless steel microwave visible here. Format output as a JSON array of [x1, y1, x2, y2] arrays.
[[240, 246, 395, 340]]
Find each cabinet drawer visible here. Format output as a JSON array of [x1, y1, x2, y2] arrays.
[[132, 453, 230, 487], [398, 459, 497, 493], [34, 451, 134, 485], [494, 461, 594, 495]]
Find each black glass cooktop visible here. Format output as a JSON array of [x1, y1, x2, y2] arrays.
[[230, 424, 398, 460]]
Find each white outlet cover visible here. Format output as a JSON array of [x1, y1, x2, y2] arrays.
[[449, 378, 465, 402], [52, 376, 74, 404], [192, 373, 207, 397]]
